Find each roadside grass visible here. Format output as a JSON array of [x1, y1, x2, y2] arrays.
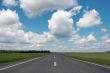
[[63, 52, 110, 67], [0, 53, 47, 64]]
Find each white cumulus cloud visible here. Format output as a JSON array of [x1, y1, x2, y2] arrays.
[[101, 28, 108, 33], [87, 34, 96, 42], [48, 10, 73, 37], [48, 6, 82, 37], [2, 0, 17, 7], [77, 9, 102, 28], [0, 9, 24, 43], [20, 0, 78, 17], [0, 9, 38, 44], [70, 33, 96, 44], [0, 9, 59, 51]]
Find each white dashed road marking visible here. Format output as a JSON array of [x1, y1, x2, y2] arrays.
[[54, 62, 57, 67]]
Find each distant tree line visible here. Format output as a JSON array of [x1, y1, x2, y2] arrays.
[[106, 51, 110, 53], [0, 50, 51, 53]]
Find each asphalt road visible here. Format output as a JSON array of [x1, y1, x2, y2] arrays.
[[0, 53, 110, 73]]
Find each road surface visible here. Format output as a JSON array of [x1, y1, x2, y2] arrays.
[[0, 53, 110, 73]]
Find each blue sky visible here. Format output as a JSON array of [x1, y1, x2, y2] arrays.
[[0, 0, 110, 52]]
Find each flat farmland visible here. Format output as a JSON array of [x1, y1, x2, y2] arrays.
[[63, 52, 110, 67], [0, 53, 47, 64]]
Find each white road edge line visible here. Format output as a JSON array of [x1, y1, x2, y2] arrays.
[[54, 62, 57, 67], [73, 58, 110, 69], [0, 57, 41, 71]]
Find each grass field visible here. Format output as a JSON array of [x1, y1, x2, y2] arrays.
[[63, 52, 110, 67], [0, 53, 47, 64]]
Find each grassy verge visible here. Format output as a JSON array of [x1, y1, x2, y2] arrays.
[[62, 52, 110, 67], [0, 53, 48, 64]]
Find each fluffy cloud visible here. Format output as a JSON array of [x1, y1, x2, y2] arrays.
[[0, 9, 50, 44], [101, 28, 108, 33], [0, 9, 24, 43], [68, 33, 110, 52], [0, 9, 22, 28], [2, 0, 17, 7], [68, 34, 110, 52], [87, 34, 96, 42], [0, 9, 58, 50], [48, 6, 82, 37], [70, 33, 96, 44], [35, 32, 57, 44], [77, 9, 102, 28], [20, 0, 78, 17], [69, 5, 82, 16], [48, 10, 73, 37]]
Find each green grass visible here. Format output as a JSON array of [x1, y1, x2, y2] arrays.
[[0, 53, 48, 64], [63, 52, 110, 67]]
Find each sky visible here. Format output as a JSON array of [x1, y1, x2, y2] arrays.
[[0, 0, 110, 52]]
